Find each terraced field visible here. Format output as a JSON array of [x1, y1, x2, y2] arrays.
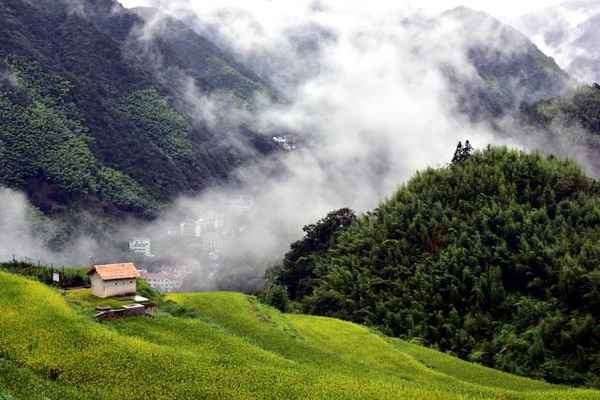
[[0, 271, 598, 399]]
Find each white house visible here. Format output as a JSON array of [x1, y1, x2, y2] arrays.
[[141, 271, 183, 293], [129, 238, 152, 257], [88, 263, 140, 298]]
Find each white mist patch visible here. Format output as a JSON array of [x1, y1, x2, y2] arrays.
[[0, 188, 55, 263], [513, 1, 600, 83], [105, 0, 517, 291], [0, 188, 101, 266], [0, 1, 583, 290]]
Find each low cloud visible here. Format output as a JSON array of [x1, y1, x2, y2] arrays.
[[1, 1, 594, 292]]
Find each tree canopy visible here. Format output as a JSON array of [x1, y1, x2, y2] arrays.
[[266, 147, 600, 387]]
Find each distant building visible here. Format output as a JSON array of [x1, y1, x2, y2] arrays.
[[225, 196, 254, 211], [179, 221, 197, 237], [129, 238, 152, 257], [201, 231, 224, 252], [141, 271, 183, 293], [88, 263, 140, 298], [195, 212, 225, 236]]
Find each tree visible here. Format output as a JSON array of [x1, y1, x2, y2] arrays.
[[268, 208, 356, 300], [451, 140, 473, 164], [452, 141, 463, 164], [261, 284, 290, 312], [463, 140, 473, 159]]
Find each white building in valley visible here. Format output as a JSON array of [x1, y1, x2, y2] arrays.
[[141, 271, 183, 293], [129, 238, 152, 257]]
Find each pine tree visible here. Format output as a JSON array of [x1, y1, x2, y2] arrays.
[[452, 141, 463, 164], [463, 140, 473, 160], [452, 140, 473, 164]]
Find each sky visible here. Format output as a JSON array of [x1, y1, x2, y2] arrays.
[[120, 0, 564, 19]]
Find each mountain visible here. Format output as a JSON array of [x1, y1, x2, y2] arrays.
[[1, 269, 598, 399], [514, 0, 600, 84], [0, 0, 275, 219], [266, 147, 600, 386], [440, 7, 573, 120], [523, 83, 600, 135]]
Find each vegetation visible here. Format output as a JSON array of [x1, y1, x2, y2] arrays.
[[442, 7, 571, 120], [0, 0, 274, 219], [523, 84, 600, 135], [266, 147, 600, 387], [1, 270, 599, 399], [266, 208, 356, 301], [0, 261, 89, 288], [451, 140, 474, 164]]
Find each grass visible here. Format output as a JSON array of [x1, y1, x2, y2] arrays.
[[64, 289, 138, 310], [0, 271, 598, 399]]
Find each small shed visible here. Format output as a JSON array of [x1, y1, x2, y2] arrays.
[[88, 263, 140, 298]]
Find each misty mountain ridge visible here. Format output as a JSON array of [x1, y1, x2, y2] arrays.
[[1, 0, 597, 270], [440, 5, 572, 120], [0, 0, 277, 221], [515, 0, 600, 84], [0, 1, 575, 218]]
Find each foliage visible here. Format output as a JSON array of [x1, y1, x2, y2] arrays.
[[0, 0, 274, 219], [266, 208, 356, 301], [269, 147, 600, 386], [0, 261, 89, 288], [135, 277, 162, 304], [451, 140, 473, 164], [259, 284, 290, 312], [3, 271, 599, 399], [523, 84, 600, 135], [0, 58, 157, 216]]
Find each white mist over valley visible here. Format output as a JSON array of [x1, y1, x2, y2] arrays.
[[1, 0, 597, 292]]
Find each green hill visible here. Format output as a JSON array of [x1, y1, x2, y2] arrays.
[[0, 271, 598, 399], [266, 147, 600, 387]]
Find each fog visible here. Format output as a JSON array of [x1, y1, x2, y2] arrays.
[[116, 0, 511, 290], [512, 0, 600, 83], [0, 0, 586, 291]]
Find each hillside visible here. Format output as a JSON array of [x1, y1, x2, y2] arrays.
[[519, 83, 600, 173], [440, 7, 572, 120], [0, 271, 598, 399], [0, 1, 575, 221], [523, 84, 600, 135], [515, 0, 600, 84], [267, 147, 600, 387], [0, 0, 274, 219]]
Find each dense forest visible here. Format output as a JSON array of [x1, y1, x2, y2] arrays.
[[523, 83, 600, 135], [265, 147, 600, 387], [0, 0, 275, 219]]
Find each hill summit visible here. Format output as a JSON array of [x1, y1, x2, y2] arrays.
[[267, 147, 600, 386]]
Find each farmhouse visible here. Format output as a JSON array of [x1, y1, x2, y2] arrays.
[[88, 263, 140, 298]]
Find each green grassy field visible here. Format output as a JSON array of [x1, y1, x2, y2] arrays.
[[0, 271, 598, 399]]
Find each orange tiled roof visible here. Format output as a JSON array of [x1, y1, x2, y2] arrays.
[[89, 263, 140, 281]]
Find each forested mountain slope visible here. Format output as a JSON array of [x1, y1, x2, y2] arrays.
[[523, 83, 600, 135], [0, 0, 273, 217], [0, 270, 598, 399], [515, 0, 600, 84], [441, 7, 573, 120], [267, 147, 600, 387]]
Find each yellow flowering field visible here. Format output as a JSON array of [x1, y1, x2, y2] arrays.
[[0, 271, 598, 400]]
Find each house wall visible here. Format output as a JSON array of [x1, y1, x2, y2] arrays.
[[91, 274, 106, 298], [91, 273, 137, 298]]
